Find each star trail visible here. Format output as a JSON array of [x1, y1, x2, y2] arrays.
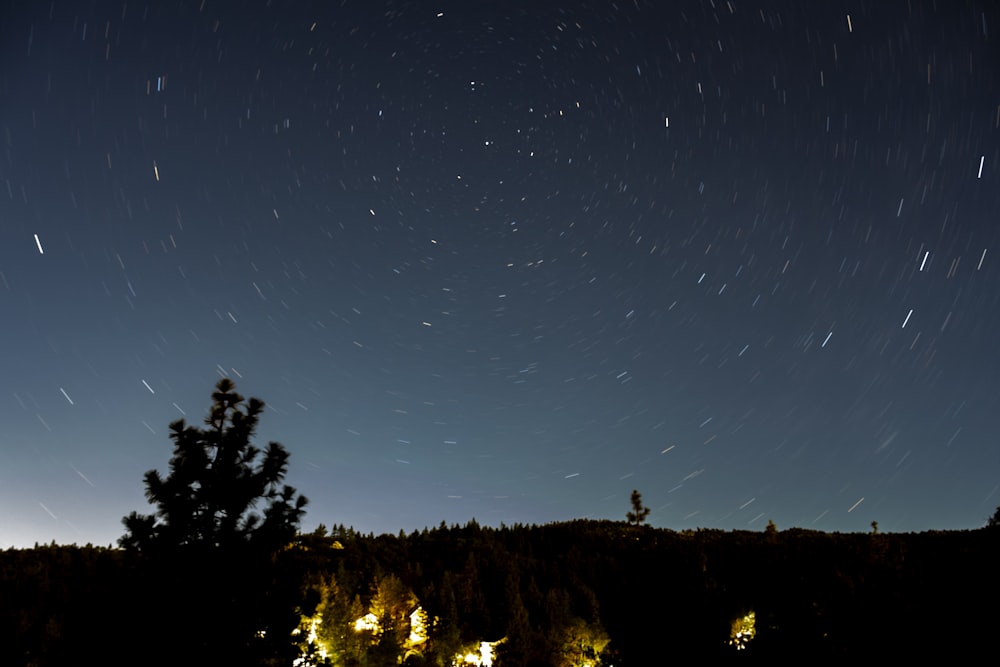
[[1, 0, 999, 547]]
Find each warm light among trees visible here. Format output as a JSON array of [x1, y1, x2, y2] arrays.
[[728, 610, 756, 650], [455, 640, 500, 666], [297, 572, 432, 664]]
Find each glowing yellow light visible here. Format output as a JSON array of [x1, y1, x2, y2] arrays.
[[453, 640, 499, 666], [479, 642, 495, 667], [728, 610, 756, 650], [408, 606, 429, 645], [292, 615, 329, 667], [354, 612, 380, 633]]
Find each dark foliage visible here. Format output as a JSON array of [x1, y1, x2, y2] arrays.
[[5, 523, 1000, 665], [5, 382, 999, 666], [3, 523, 1000, 665], [115, 379, 310, 665], [625, 489, 650, 526], [119, 378, 307, 553]]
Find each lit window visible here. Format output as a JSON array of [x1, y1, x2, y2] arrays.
[[354, 612, 380, 633]]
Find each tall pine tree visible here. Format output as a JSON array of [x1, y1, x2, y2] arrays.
[[119, 378, 310, 664], [626, 489, 651, 526], [120, 378, 308, 553]]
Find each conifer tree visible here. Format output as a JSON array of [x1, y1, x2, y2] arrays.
[[118, 378, 310, 664], [626, 489, 651, 526], [119, 378, 308, 553]]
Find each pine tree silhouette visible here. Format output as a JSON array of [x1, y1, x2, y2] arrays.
[[626, 489, 651, 526], [120, 378, 307, 553], [118, 378, 310, 664]]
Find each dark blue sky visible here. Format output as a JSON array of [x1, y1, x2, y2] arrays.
[[2, 0, 999, 547]]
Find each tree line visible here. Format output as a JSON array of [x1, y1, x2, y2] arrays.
[[2, 380, 998, 665]]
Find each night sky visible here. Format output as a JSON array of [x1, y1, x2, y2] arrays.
[[2, 1, 999, 548]]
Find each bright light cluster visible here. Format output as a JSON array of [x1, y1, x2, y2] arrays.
[[454, 640, 499, 667], [291, 616, 328, 667], [728, 610, 756, 650], [408, 606, 429, 645], [353, 612, 379, 633], [291, 576, 510, 667]]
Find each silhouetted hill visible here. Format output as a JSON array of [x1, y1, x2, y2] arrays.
[[3, 521, 998, 665]]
